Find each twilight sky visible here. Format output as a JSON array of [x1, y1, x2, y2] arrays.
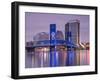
[[25, 12, 89, 43]]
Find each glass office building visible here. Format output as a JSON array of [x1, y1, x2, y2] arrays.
[[65, 20, 80, 46], [65, 20, 80, 66], [65, 20, 89, 65]]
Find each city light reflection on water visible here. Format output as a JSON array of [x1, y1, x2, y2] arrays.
[[25, 47, 89, 68]]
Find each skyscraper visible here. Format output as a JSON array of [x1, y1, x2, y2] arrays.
[[65, 20, 80, 46], [50, 24, 59, 67], [65, 20, 80, 66]]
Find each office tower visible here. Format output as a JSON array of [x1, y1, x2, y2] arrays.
[[50, 24, 56, 46], [65, 20, 80, 45], [50, 24, 59, 67], [65, 20, 80, 66]]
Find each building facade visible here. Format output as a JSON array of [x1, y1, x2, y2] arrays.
[[65, 20, 80, 46]]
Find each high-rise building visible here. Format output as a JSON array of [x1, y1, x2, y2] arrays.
[[65, 20, 80, 66], [65, 20, 80, 46], [50, 24, 59, 67]]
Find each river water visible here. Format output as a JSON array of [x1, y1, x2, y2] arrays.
[[25, 49, 89, 68]]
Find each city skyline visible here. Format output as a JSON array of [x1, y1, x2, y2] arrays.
[[25, 12, 89, 43], [25, 23, 90, 68]]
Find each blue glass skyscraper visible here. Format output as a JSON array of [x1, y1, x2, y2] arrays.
[[50, 24, 59, 67]]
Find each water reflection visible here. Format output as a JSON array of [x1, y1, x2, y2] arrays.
[[25, 47, 89, 68]]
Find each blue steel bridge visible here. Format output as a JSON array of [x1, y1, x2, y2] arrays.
[[26, 40, 77, 48]]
